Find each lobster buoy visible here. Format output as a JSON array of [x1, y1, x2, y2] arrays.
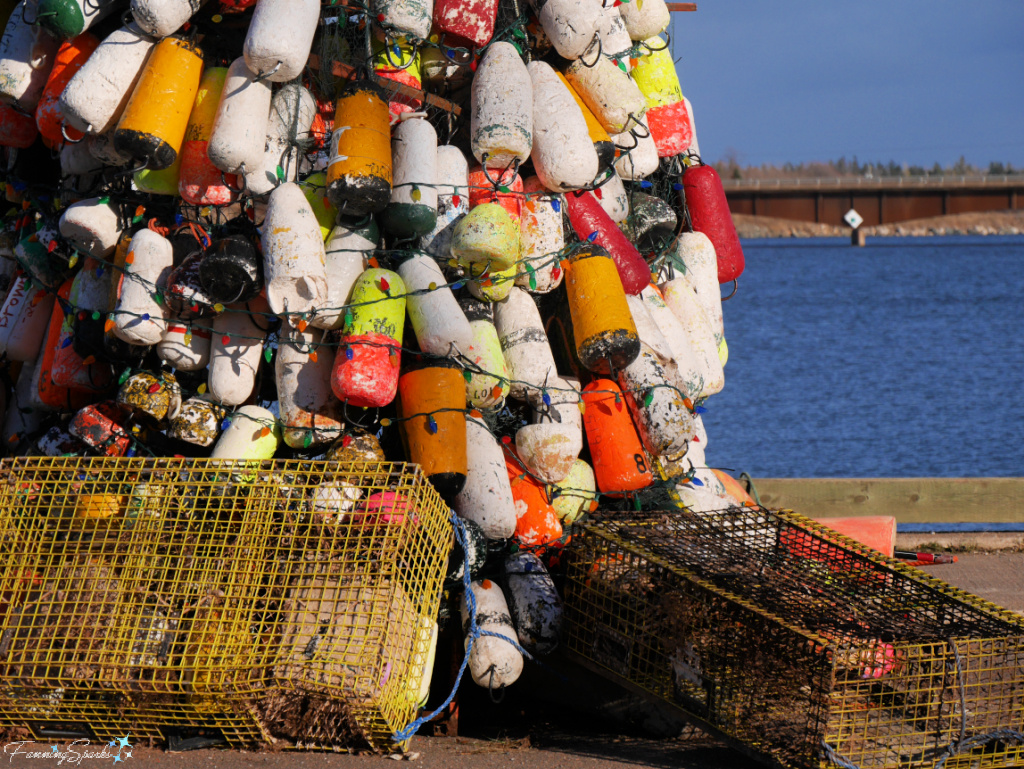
[[53, 280, 113, 392], [631, 36, 692, 157], [313, 217, 377, 330], [461, 580, 523, 689], [113, 36, 204, 170], [659, 277, 724, 398], [564, 191, 649, 295], [398, 359, 468, 502], [505, 447, 563, 547], [158, 322, 211, 371], [208, 299, 269, 406], [69, 401, 131, 455], [207, 57, 273, 176], [672, 231, 724, 349], [468, 163, 523, 218], [59, 138, 103, 176], [131, 0, 206, 38], [461, 297, 509, 410], [422, 144, 469, 261], [58, 197, 122, 258], [331, 268, 405, 408], [683, 95, 700, 156], [681, 163, 744, 283], [595, 171, 629, 223], [59, 23, 154, 135], [516, 176, 563, 294], [118, 371, 181, 422], [165, 250, 216, 317], [398, 255, 474, 357], [595, 0, 632, 61], [35, 305, 94, 412], [435, 0, 498, 46], [179, 66, 235, 206], [326, 79, 392, 216], [581, 378, 654, 494], [211, 405, 281, 460], [618, 344, 693, 457], [276, 320, 344, 448], [565, 242, 640, 374], [299, 172, 337, 240], [551, 458, 595, 523], [471, 41, 532, 168], [371, 0, 431, 41], [168, 395, 227, 447], [0, 5, 59, 112], [504, 551, 562, 655], [639, 284, 712, 402], [621, 192, 676, 249], [14, 231, 70, 288], [625, 293, 674, 368], [529, 61, 598, 192], [34, 32, 98, 146], [243, 0, 319, 82], [556, 71, 614, 172], [36, 0, 118, 39], [515, 377, 582, 482], [112, 228, 174, 346], [2, 358, 40, 447], [261, 181, 328, 317], [199, 235, 263, 305], [0, 274, 55, 361], [467, 261, 517, 303], [564, 57, 645, 135], [134, 153, 183, 195], [613, 117, 659, 180], [618, 0, 669, 40], [420, 41, 472, 92], [529, 0, 600, 59], [88, 133, 131, 166], [245, 83, 317, 195], [381, 116, 438, 239], [325, 428, 385, 464], [452, 202, 519, 274], [0, 101, 38, 147], [371, 35, 422, 121], [453, 415, 517, 540], [493, 286, 557, 403]]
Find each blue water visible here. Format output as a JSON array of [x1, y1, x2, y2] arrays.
[[703, 235, 1024, 478]]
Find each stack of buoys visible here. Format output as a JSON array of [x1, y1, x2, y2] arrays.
[[0, 0, 749, 705]]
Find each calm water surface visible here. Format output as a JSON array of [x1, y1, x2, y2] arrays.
[[703, 235, 1024, 477]]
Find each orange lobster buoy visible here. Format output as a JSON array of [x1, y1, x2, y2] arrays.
[[581, 378, 653, 495], [504, 446, 563, 550], [34, 32, 99, 147]]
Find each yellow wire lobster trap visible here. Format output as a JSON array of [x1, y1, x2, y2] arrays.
[[0, 456, 451, 751], [563, 507, 1024, 769]]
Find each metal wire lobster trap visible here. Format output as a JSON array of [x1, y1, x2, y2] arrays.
[[0, 456, 451, 751], [563, 507, 1024, 769]]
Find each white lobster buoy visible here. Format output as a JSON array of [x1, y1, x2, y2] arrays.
[[112, 229, 174, 346], [618, 0, 669, 40], [131, 0, 206, 38], [0, 275, 54, 361], [211, 405, 280, 460], [244, 82, 317, 195], [684, 96, 700, 157], [618, 344, 693, 457], [517, 177, 563, 294], [88, 134, 132, 166], [453, 416, 517, 540], [208, 301, 269, 406], [493, 286, 558, 402], [505, 552, 562, 656], [371, 0, 432, 41], [276, 320, 344, 448], [471, 42, 532, 168], [0, 3, 58, 112], [2, 358, 41, 447], [158, 323, 211, 371], [660, 277, 724, 398], [529, 0, 600, 60], [68, 257, 109, 316], [565, 57, 645, 135], [310, 480, 362, 525], [59, 24, 155, 135], [243, 0, 319, 83], [671, 232, 724, 348], [551, 458, 595, 523], [597, 171, 629, 223], [528, 61, 598, 192], [312, 219, 376, 330], [262, 182, 328, 317], [515, 378, 582, 482], [397, 255, 473, 357], [614, 117, 659, 180], [462, 297, 510, 409], [207, 57, 273, 175], [381, 116, 438, 240], [626, 293, 676, 369], [461, 579, 523, 689], [596, 0, 632, 61], [422, 144, 469, 261], [640, 285, 711, 402], [58, 198, 122, 258], [59, 140, 104, 177]]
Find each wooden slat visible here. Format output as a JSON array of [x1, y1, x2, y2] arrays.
[[666, 3, 698, 11]]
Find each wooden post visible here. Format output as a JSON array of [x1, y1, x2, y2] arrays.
[[851, 228, 866, 247]]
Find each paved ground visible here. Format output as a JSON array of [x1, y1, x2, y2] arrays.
[[3, 553, 1021, 768]]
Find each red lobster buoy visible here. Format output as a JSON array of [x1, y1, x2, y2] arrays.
[[564, 191, 649, 295], [680, 163, 744, 284]]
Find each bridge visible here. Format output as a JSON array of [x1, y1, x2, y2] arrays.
[[722, 174, 1024, 227]]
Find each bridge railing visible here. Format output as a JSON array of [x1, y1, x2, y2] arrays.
[[722, 174, 1024, 191]]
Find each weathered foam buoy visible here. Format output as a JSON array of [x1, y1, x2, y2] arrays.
[[556, 71, 614, 172], [399, 359, 467, 502], [58, 197, 122, 258], [505, 446, 563, 548], [261, 181, 328, 317], [671, 231, 724, 349], [331, 268, 405, 408], [0, 4, 59, 112], [276, 320, 344, 448], [53, 279, 112, 391], [565, 242, 640, 374], [398, 255, 473, 357], [158, 322, 211, 371], [36, 305, 95, 412], [461, 579, 523, 689], [381, 116, 438, 239], [435, 0, 498, 46], [208, 300, 269, 406], [659, 277, 724, 398], [313, 218, 376, 330], [207, 56, 273, 176], [618, 0, 669, 40], [326, 79, 392, 216], [639, 284, 711, 401], [179, 66, 236, 206], [581, 378, 654, 494], [594, 172, 629, 225], [551, 458, 595, 523], [471, 41, 532, 168], [299, 172, 337, 240], [113, 36, 204, 170], [517, 176, 564, 293], [199, 234, 263, 305], [371, 35, 422, 121], [59, 138, 103, 176], [118, 371, 181, 422], [681, 163, 744, 283], [243, 0, 319, 82], [134, 152, 183, 195], [372, 0, 431, 41], [453, 415, 517, 540], [131, 0, 207, 38], [564, 191, 649, 295], [468, 164, 523, 218], [0, 274, 55, 361], [34, 32, 97, 146], [528, 61, 598, 191], [564, 57, 645, 135], [37, 0, 118, 39], [618, 344, 693, 457], [595, 0, 632, 60], [88, 133, 132, 166], [422, 144, 469, 261], [452, 201, 519, 274], [165, 249, 215, 317], [493, 286, 557, 402], [168, 395, 227, 447], [613, 117, 659, 180], [69, 401, 131, 455], [529, 0, 600, 59], [625, 292, 675, 369], [515, 377, 582, 482], [461, 297, 509, 410], [112, 228, 174, 346], [621, 192, 676, 250], [244, 83, 317, 195], [504, 551, 562, 656], [59, 23, 154, 135], [2, 358, 40, 446], [683, 95, 700, 156], [211, 405, 281, 460], [631, 36, 692, 158], [0, 101, 38, 147]]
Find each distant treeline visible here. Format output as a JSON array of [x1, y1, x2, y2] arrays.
[[713, 154, 1019, 180]]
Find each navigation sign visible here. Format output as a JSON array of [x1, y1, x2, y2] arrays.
[[844, 208, 864, 229]]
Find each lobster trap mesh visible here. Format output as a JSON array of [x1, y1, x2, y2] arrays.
[[0, 456, 450, 751], [563, 507, 1024, 769]]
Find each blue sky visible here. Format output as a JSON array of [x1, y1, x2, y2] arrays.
[[671, 1, 1024, 168]]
